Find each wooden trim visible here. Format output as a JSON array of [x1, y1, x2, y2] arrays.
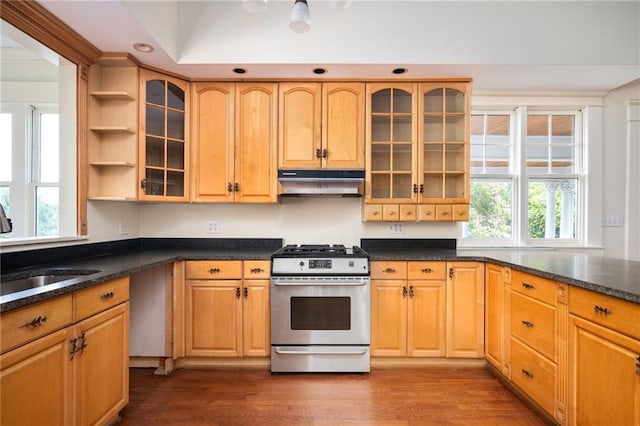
[[371, 357, 486, 368], [175, 357, 271, 370]]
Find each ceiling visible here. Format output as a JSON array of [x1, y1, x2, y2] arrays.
[[26, 1, 640, 93]]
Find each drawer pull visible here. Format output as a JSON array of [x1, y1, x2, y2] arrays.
[[208, 268, 221, 274], [20, 315, 48, 329], [521, 369, 534, 379], [250, 267, 264, 273], [70, 332, 87, 360], [521, 282, 535, 290], [408, 286, 415, 298], [243, 287, 249, 299], [636, 356, 640, 375], [521, 320, 534, 328], [100, 291, 115, 300], [421, 268, 433, 274], [594, 305, 612, 316], [236, 287, 241, 299], [402, 286, 408, 298], [383, 268, 396, 273]]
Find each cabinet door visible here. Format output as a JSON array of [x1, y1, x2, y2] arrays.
[[371, 280, 407, 356], [366, 83, 418, 204], [1, 327, 73, 426], [74, 302, 129, 426], [323, 82, 365, 169], [485, 263, 505, 370], [569, 315, 640, 426], [139, 69, 189, 201], [242, 280, 270, 357], [191, 82, 235, 202], [279, 82, 322, 169], [407, 280, 446, 357], [235, 83, 277, 203], [446, 262, 484, 358], [186, 280, 242, 356]]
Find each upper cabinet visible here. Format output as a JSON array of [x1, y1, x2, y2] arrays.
[[191, 82, 277, 203], [87, 55, 139, 200], [364, 80, 471, 222], [139, 69, 190, 202], [279, 82, 365, 169]]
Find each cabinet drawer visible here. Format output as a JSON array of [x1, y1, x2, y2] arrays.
[[417, 204, 435, 221], [243, 260, 270, 279], [1, 295, 73, 353], [399, 205, 416, 221], [511, 270, 566, 306], [407, 261, 446, 280], [371, 261, 407, 280], [383, 205, 400, 221], [452, 204, 469, 221], [74, 277, 129, 322], [511, 292, 556, 361], [364, 204, 383, 221], [435, 205, 452, 221], [569, 286, 640, 339], [510, 337, 556, 416], [185, 260, 243, 280]]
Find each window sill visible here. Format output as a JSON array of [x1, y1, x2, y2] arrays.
[[0, 235, 89, 249]]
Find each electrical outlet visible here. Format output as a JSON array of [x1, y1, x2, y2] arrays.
[[206, 221, 220, 234], [118, 220, 129, 235], [388, 222, 405, 234], [603, 214, 624, 227]]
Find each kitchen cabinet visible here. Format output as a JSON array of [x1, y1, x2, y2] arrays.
[[184, 260, 270, 357], [191, 82, 277, 203], [485, 263, 512, 376], [87, 54, 139, 200], [0, 278, 129, 426], [568, 286, 640, 426], [139, 68, 189, 201], [509, 270, 568, 424], [364, 80, 471, 222], [278, 82, 365, 169], [446, 262, 484, 358]]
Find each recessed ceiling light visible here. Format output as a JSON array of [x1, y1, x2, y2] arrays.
[[312, 68, 327, 75], [133, 43, 154, 53], [392, 67, 407, 75], [233, 68, 247, 74]]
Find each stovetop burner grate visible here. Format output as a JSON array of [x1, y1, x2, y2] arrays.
[[280, 244, 347, 254]]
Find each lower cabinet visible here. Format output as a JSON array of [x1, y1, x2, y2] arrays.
[[484, 263, 511, 376], [0, 278, 130, 426]]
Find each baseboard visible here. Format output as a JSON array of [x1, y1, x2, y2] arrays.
[[372, 357, 487, 368]]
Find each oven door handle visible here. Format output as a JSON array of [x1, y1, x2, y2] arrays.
[[275, 348, 368, 355], [271, 279, 369, 286]]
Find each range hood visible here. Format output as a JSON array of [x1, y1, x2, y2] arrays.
[[278, 169, 365, 196]]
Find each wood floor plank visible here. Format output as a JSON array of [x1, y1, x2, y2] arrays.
[[119, 367, 547, 425]]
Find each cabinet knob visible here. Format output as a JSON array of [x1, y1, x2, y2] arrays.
[[594, 305, 612, 316], [243, 287, 249, 299], [234, 182, 240, 192], [413, 184, 418, 194], [316, 148, 322, 158], [322, 149, 328, 158], [250, 267, 264, 273], [100, 291, 115, 300], [636, 356, 640, 375], [521, 369, 534, 379], [408, 286, 415, 298], [208, 268, 220, 274], [383, 268, 396, 273], [421, 267, 433, 274], [521, 320, 534, 328], [227, 183, 233, 193], [419, 184, 424, 194], [402, 286, 408, 298], [521, 282, 535, 290], [236, 287, 241, 298], [448, 268, 454, 279]]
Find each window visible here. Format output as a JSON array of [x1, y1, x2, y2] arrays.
[[463, 108, 584, 246]]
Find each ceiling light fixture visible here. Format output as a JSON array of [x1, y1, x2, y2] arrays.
[[289, 0, 311, 33], [243, 0, 267, 13], [329, 0, 352, 9], [133, 42, 154, 53]]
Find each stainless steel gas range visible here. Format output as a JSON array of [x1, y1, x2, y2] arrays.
[[270, 244, 370, 373]]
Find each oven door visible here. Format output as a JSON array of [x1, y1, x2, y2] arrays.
[[270, 276, 370, 346]]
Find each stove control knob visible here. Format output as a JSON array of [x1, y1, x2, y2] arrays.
[[299, 261, 305, 267]]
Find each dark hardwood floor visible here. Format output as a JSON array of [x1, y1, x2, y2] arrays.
[[118, 367, 546, 425]]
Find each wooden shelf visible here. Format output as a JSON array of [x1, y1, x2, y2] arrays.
[[88, 196, 137, 201], [90, 91, 134, 101], [90, 126, 134, 134], [90, 161, 136, 167]]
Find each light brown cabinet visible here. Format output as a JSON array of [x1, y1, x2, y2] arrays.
[[139, 69, 189, 201], [364, 80, 471, 222], [446, 262, 484, 358], [568, 286, 640, 426], [191, 82, 277, 203], [279, 82, 365, 170], [484, 263, 511, 375], [184, 260, 270, 357], [0, 278, 130, 426], [87, 54, 139, 200]]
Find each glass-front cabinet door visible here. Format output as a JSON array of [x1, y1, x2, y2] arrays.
[[139, 69, 189, 201], [366, 83, 417, 203], [420, 82, 469, 203]]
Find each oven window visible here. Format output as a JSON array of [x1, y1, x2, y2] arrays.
[[290, 297, 351, 330]]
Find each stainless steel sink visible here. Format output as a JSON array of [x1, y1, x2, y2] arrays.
[[0, 269, 102, 296]]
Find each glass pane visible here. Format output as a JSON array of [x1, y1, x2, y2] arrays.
[[35, 186, 58, 236], [423, 115, 442, 142], [393, 144, 412, 171], [167, 110, 185, 140], [146, 137, 165, 168], [0, 185, 9, 238], [167, 141, 185, 169], [445, 89, 464, 113], [291, 297, 350, 330], [551, 145, 575, 174], [422, 175, 443, 198], [445, 144, 465, 171], [470, 115, 484, 139], [167, 82, 185, 110], [392, 174, 412, 198], [526, 145, 549, 173], [0, 113, 12, 181], [166, 171, 184, 196], [528, 179, 577, 239], [146, 80, 165, 105], [371, 144, 390, 171], [393, 89, 412, 113], [423, 89, 443, 113], [471, 144, 484, 174], [393, 115, 412, 141], [423, 144, 442, 172], [371, 174, 390, 198], [371, 89, 391, 113], [487, 115, 510, 137], [371, 115, 391, 142], [527, 115, 548, 137], [465, 180, 512, 239], [445, 115, 464, 142], [445, 175, 464, 198], [146, 105, 165, 136], [552, 115, 574, 139], [144, 168, 165, 195], [39, 113, 59, 183]]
